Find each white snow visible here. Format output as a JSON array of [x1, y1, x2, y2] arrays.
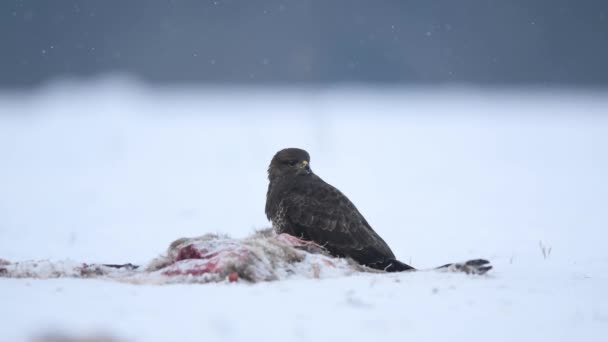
[[1, 80, 608, 341]]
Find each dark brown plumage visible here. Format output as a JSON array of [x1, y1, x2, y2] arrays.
[[265, 148, 415, 272]]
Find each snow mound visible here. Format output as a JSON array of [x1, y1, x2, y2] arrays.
[[0, 229, 489, 284]]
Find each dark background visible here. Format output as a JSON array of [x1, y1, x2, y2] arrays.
[[1, 0, 607, 88]]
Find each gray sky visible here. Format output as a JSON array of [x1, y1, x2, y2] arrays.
[[1, 0, 607, 88]]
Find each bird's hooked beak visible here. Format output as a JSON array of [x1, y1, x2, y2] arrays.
[[297, 160, 311, 175]]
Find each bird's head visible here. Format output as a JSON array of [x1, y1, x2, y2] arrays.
[[268, 148, 312, 180]]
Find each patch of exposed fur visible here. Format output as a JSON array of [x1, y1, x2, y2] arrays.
[[144, 229, 351, 282], [435, 259, 493, 275]]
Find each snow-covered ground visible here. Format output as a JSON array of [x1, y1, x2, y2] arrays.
[[1, 80, 607, 341]]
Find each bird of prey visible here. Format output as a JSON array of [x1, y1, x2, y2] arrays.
[[265, 148, 415, 271], [265, 148, 491, 274]]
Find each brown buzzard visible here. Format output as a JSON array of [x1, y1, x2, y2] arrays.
[[265, 148, 491, 274], [265, 148, 415, 271]]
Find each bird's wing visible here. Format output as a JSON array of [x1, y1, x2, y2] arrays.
[[283, 180, 396, 263]]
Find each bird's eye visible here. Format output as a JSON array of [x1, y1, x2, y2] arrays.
[[287, 160, 298, 166]]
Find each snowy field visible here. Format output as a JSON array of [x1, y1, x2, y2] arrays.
[[1, 80, 608, 341]]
